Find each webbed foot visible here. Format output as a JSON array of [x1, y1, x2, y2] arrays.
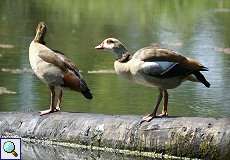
[[39, 108, 59, 116], [158, 112, 168, 117], [140, 114, 156, 124]]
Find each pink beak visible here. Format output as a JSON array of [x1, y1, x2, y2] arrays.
[[95, 44, 104, 50]]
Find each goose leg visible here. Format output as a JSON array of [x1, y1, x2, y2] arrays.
[[56, 89, 62, 111], [158, 90, 169, 117], [39, 86, 58, 115], [141, 88, 163, 123], [54, 87, 63, 111]]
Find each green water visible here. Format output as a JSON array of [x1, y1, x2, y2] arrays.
[[1, 0, 230, 118]]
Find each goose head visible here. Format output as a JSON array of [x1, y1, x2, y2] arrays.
[[95, 38, 128, 59], [34, 21, 47, 44]]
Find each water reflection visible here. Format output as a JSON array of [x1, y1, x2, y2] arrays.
[[22, 141, 159, 160], [0, 0, 230, 117], [0, 87, 16, 95], [1, 68, 32, 74], [0, 44, 14, 49], [88, 69, 115, 74]]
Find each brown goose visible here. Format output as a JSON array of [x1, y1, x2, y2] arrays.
[[29, 22, 92, 115], [95, 38, 210, 123]]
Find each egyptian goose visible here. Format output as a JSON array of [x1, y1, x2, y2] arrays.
[[95, 38, 210, 123], [29, 22, 93, 115]]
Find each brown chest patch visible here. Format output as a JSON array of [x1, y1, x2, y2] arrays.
[[118, 53, 132, 63]]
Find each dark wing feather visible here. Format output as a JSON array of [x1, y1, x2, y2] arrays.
[[159, 63, 193, 78], [52, 50, 92, 98], [55, 52, 81, 78]]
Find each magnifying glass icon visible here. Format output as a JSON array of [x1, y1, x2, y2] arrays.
[[3, 141, 18, 157]]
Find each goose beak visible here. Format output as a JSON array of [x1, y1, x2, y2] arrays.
[[95, 44, 104, 50]]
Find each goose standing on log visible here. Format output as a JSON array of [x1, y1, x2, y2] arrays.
[[29, 22, 93, 115], [95, 38, 210, 123]]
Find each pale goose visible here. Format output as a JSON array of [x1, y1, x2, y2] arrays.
[[29, 22, 93, 115], [95, 38, 210, 123]]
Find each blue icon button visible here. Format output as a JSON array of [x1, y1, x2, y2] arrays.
[[0, 138, 21, 160], [3, 141, 18, 157]]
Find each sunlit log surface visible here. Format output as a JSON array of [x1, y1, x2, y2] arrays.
[[0, 112, 229, 159]]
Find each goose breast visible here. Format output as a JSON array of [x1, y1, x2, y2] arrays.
[[29, 41, 63, 85]]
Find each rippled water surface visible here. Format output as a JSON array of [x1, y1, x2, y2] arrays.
[[1, 0, 230, 118]]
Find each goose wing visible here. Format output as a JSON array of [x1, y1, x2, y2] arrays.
[[38, 49, 81, 77], [38, 48, 92, 98], [135, 47, 208, 78], [52, 49, 81, 77], [134, 47, 186, 63]]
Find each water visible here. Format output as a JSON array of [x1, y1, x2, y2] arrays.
[[0, 1, 230, 120], [22, 141, 158, 160]]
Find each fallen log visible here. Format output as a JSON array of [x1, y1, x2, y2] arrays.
[[0, 112, 229, 159]]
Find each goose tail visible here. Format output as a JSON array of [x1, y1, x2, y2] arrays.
[[80, 79, 93, 99], [193, 71, 210, 88]]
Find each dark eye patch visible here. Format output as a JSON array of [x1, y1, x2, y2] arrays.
[[107, 39, 114, 44]]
